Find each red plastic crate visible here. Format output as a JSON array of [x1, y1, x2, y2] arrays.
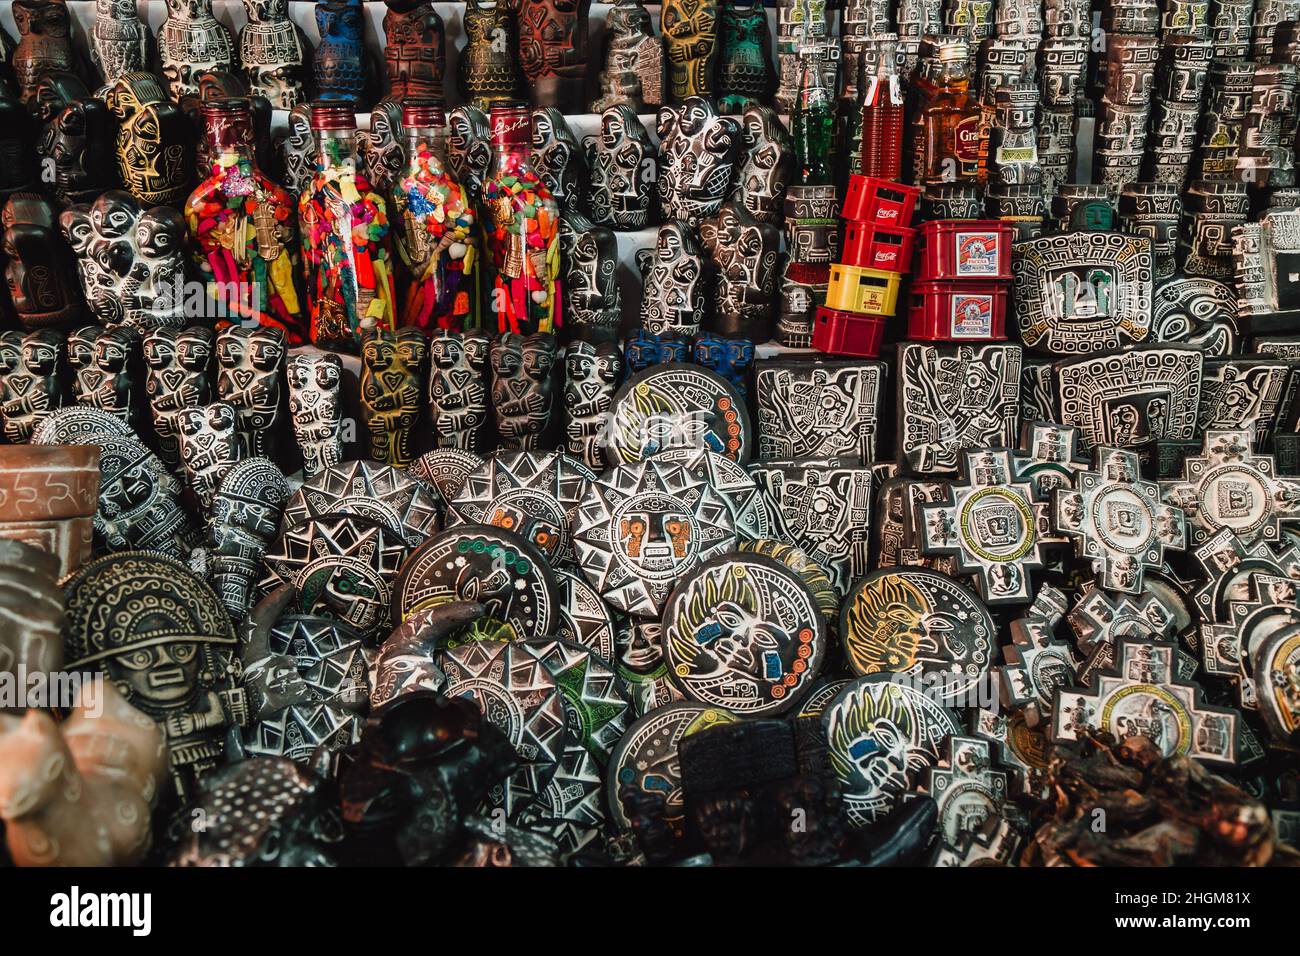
[[841, 221, 915, 272], [907, 280, 1008, 341], [914, 220, 1016, 281], [842, 176, 920, 226], [812, 305, 886, 357]]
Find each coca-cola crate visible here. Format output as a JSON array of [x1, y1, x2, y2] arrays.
[[907, 280, 1008, 341], [914, 220, 1016, 281], [824, 264, 903, 315], [812, 305, 887, 357], [841, 221, 916, 272], [841, 176, 920, 226]]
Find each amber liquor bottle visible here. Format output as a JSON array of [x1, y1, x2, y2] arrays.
[[911, 35, 980, 185]]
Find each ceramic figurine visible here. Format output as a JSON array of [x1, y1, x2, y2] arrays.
[[90, 0, 151, 88], [85, 433, 198, 557], [215, 326, 286, 460], [314, 0, 368, 104], [428, 329, 491, 451], [1, 193, 88, 329], [492, 332, 557, 451], [238, 0, 308, 110], [383, 0, 445, 103], [560, 209, 622, 343], [716, 0, 773, 114], [31, 69, 90, 129], [178, 401, 243, 510], [698, 198, 781, 339], [734, 104, 793, 226], [277, 102, 316, 196], [208, 456, 290, 621], [142, 326, 213, 470], [531, 107, 587, 209], [692, 332, 755, 399], [657, 96, 742, 226], [458, 0, 524, 109], [299, 102, 397, 351], [157, 0, 235, 102], [286, 352, 344, 478], [593, 0, 658, 113], [102, 72, 193, 207], [637, 221, 707, 337], [622, 327, 690, 371], [516, 0, 591, 111], [0, 90, 40, 202], [564, 341, 623, 470], [362, 100, 405, 196], [661, 0, 719, 100], [448, 105, 493, 203], [12, 0, 78, 109], [988, 83, 1042, 186], [0, 329, 65, 443], [585, 105, 655, 230], [36, 96, 120, 207], [0, 681, 165, 866], [0, 334, 23, 440], [60, 190, 187, 331], [390, 102, 478, 334], [360, 328, 427, 468], [67, 326, 140, 428], [0, 541, 63, 690], [185, 98, 307, 343]]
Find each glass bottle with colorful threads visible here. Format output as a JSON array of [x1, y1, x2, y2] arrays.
[[390, 100, 478, 334], [298, 100, 397, 351], [184, 98, 307, 342], [480, 102, 561, 334]]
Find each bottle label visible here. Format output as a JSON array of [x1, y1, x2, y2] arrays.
[[951, 293, 994, 337], [953, 114, 982, 174], [955, 231, 1001, 276]]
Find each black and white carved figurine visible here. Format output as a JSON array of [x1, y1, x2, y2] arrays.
[[88, 434, 199, 559], [91, 0, 152, 88], [0, 329, 65, 443], [560, 210, 622, 343], [733, 104, 793, 226], [142, 326, 213, 471], [286, 352, 344, 479], [216, 326, 286, 461], [585, 105, 655, 230], [657, 97, 742, 227], [67, 325, 140, 429], [277, 102, 316, 196], [239, 0, 308, 109], [207, 456, 291, 622], [491, 333, 558, 452], [564, 341, 624, 471], [636, 222, 706, 338], [428, 329, 491, 451], [592, 0, 663, 113], [158, 0, 235, 102], [447, 105, 493, 203], [531, 108, 587, 209], [698, 198, 781, 339], [362, 100, 405, 196], [178, 402, 243, 511], [1, 192, 89, 329]]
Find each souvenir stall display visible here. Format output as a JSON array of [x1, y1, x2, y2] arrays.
[[3, 0, 1300, 875]]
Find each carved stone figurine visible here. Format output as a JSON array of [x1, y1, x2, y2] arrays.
[[30, 69, 89, 130], [363, 100, 406, 196], [458, 0, 524, 109], [661, 0, 719, 100], [428, 329, 491, 451], [207, 456, 291, 622], [1, 193, 88, 329], [102, 72, 193, 207], [383, 0, 445, 103], [491, 332, 558, 451], [287, 351, 344, 478], [448, 105, 493, 203], [561, 209, 622, 342], [315, 0, 368, 104], [592, 0, 663, 113], [657, 96, 742, 226], [637, 221, 707, 337], [67, 325, 140, 429], [36, 96, 120, 207], [0, 682, 166, 866], [585, 105, 656, 230], [0, 541, 63, 695], [12, 0, 78, 109], [91, 0, 151, 88], [178, 401, 243, 510], [0, 90, 40, 202], [0, 329, 65, 443], [61, 190, 187, 331], [692, 331, 754, 398], [360, 328, 428, 468], [516, 0, 592, 111], [715, 0, 774, 114], [239, 0, 308, 109], [564, 340, 623, 470], [157, 0, 235, 102], [531, 107, 587, 209], [90, 433, 198, 558], [143, 326, 214, 470], [623, 327, 690, 371], [734, 104, 793, 225], [277, 102, 316, 196], [699, 197, 780, 339], [216, 326, 286, 460]]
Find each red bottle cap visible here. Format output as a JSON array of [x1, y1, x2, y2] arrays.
[[310, 100, 358, 131], [489, 103, 531, 148], [401, 98, 446, 129]]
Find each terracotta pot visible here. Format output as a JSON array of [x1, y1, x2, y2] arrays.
[[0, 445, 99, 577]]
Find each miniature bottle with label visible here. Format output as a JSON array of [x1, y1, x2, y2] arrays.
[[390, 100, 478, 334], [185, 99, 307, 343], [859, 33, 904, 181], [480, 103, 561, 334], [792, 46, 835, 186], [912, 35, 980, 185], [298, 101, 397, 351]]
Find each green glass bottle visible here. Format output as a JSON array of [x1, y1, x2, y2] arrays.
[[792, 45, 835, 186]]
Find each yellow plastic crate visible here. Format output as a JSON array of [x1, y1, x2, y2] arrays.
[[825, 264, 903, 316]]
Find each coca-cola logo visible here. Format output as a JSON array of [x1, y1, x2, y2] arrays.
[[879, 208, 898, 220], [875, 250, 898, 263]]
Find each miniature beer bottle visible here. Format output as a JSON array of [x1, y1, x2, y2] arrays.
[[480, 102, 561, 334], [185, 98, 307, 342], [390, 100, 478, 333], [298, 101, 397, 351]]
